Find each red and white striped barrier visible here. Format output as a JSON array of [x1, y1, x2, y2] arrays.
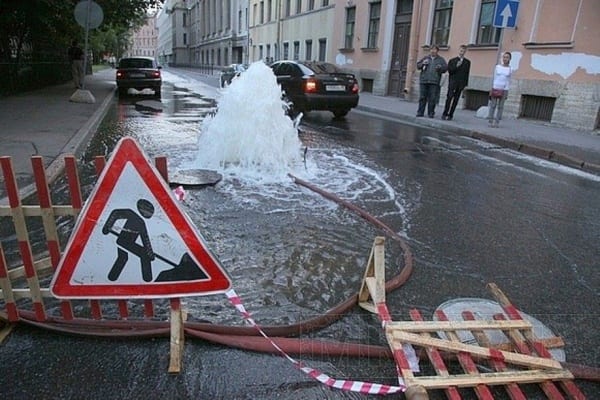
[[225, 289, 407, 395]]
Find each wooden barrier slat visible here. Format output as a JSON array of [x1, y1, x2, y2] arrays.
[[1, 157, 46, 321], [32, 157, 73, 321], [0, 205, 78, 217], [404, 370, 574, 390], [0, 244, 19, 321], [386, 319, 533, 332], [388, 331, 565, 370], [462, 310, 527, 400], [489, 284, 585, 400], [435, 310, 495, 400], [409, 309, 462, 400]]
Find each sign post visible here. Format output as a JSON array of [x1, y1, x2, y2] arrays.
[[490, 0, 519, 88], [71, 0, 103, 103]]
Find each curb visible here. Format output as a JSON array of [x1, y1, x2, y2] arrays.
[[355, 105, 600, 176]]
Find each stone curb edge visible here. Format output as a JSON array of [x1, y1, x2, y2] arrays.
[[355, 105, 600, 176]]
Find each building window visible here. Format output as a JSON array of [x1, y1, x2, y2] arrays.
[[296, 0, 302, 14], [397, 0, 413, 14], [266, 44, 271, 62], [367, 2, 381, 48], [431, 0, 453, 46], [268, 0, 272, 21], [477, 0, 501, 45], [238, 10, 242, 31], [183, 33, 187, 45], [322, 0, 329, 6], [308, 0, 315, 10], [285, 0, 291, 16], [345, 6, 356, 49], [283, 42, 289, 59], [253, 4, 257, 25], [183, 13, 187, 27], [260, 1, 264, 23], [293, 41, 300, 60], [305, 39, 312, 60], [259, 45, 263, 60], [318, 38, 326, 61]]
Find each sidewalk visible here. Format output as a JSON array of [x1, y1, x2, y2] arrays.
[[356, 92, 600, 172], [1, 70, 599, 204], [0, 68, 116, 204]]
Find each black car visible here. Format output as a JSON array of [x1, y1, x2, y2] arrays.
[[270, 60, 359, 118], [220, 63, 248, 88], [116, 57, 162, 98]]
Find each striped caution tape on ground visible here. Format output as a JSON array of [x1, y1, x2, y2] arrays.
[[225, 289, 406, 395]]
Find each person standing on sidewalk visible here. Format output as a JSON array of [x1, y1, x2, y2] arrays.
[[416, 45, 447, 118], [68, 40, 84, 89], [487, 52, 513, 128], [442, 45, 471, 121]]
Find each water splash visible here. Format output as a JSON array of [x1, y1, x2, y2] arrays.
[[194, 61, 303, 182]]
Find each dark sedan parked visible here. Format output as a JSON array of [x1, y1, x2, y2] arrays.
[[116, 57, 162, 98], [270, 60, 359, 118]]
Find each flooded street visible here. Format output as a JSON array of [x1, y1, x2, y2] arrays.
[[1, 67, 598, 399]]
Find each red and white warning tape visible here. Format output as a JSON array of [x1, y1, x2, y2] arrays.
[[225, 289, 407, 395]]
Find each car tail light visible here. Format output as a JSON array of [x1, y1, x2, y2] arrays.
[[152, 70, 161, 78], [116, 70, 124, 79], [351, 82, 359, 93], [304, 78, 317, 93]]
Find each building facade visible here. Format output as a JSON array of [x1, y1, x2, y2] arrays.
[[128, 12, 158, 58], [155, 0, 600, 131], [247, 0, 336, 64], [333, 0, 599, 131]]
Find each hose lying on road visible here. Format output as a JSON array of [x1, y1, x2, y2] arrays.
[[4, 175, 599, 383]]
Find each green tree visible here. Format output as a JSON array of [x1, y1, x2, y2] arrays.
[[0, 0, 162, 94]]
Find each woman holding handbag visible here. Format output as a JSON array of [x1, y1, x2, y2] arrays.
[[487, 52, 512, 127]]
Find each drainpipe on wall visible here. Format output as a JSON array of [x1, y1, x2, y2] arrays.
[[404, 0, 422, 96]]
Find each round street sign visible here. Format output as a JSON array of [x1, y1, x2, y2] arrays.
[[74, 0, 104, 29]]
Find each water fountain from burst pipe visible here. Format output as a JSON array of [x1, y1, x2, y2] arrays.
[[170, 61, 303, 187]]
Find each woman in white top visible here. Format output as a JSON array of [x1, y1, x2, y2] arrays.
[[487, 52, 512, 127]]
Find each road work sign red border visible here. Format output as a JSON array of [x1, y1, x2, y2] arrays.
[[51, 137, 231, 299]]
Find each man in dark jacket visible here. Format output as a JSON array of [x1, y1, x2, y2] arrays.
[[416, 45, 447, 118], [68, 40, 84, 89], [442, 45, 471, 120]]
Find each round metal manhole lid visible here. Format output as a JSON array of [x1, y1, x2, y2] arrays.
[[169, 169, 222, 188], [434, 298, 566, 362]]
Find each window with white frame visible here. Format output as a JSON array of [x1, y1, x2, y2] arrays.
[[367, 2, 381, 48], [294, 41, 300, 60], [283, 42, 289, 59], [260, 1, 264, 24], [318, 38, 326, 61], [296, 0, 302, 14], [268, 0, 272, 21], [305, 40, 312, 60], [431, 0, 453, 46], [345, 6, 356, 49], [308, 0, 315, 10], [477, 0, 501, 45]]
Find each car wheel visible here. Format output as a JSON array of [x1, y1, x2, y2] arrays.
[[333, 109, 350, 118], [117, 87, 127, 97], [154, 86, 161, 98]]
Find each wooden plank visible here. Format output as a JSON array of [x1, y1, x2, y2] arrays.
[[168, 298, 184, 374], [1, 156, 46, 321], [409, 309, 461, 400], [32, 156, 73, 321], [0, 320, 15, 343], [358, 236, 385, 308], [0, 204, 78, 217], [386, 319, 533, 332], [388, 330, 565, 370], [462, 310, 527, 400], [0, 244, 19, 321], [407, 369, 574, 390], [435, 310, 495, 400]]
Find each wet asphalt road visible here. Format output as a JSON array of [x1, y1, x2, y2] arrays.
[[0, 68, 598, 399]]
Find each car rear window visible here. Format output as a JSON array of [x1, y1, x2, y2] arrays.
[[303, 62, 341, 74], [119, 58, 154, 69]]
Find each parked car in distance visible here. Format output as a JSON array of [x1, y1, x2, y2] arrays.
[[220, 63, 248, 88], [116, 57, 162, 98], [269, 60, 359, 118]]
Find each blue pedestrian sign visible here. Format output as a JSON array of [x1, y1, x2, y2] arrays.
[[493, 0, 519, 28]]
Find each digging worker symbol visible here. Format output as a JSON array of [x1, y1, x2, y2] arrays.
[[102, 199, 156, 282]]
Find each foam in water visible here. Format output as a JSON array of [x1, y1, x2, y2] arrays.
[[194, 61, 303, 181]]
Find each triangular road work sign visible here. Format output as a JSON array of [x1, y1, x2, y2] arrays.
[[51, 137, 231, 299]]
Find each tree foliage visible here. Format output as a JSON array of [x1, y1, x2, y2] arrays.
[[0, 0, 162, 93]]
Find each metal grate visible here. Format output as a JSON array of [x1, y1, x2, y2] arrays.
[[520, 95, 555, 122], [464, 90, 489, 110]]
